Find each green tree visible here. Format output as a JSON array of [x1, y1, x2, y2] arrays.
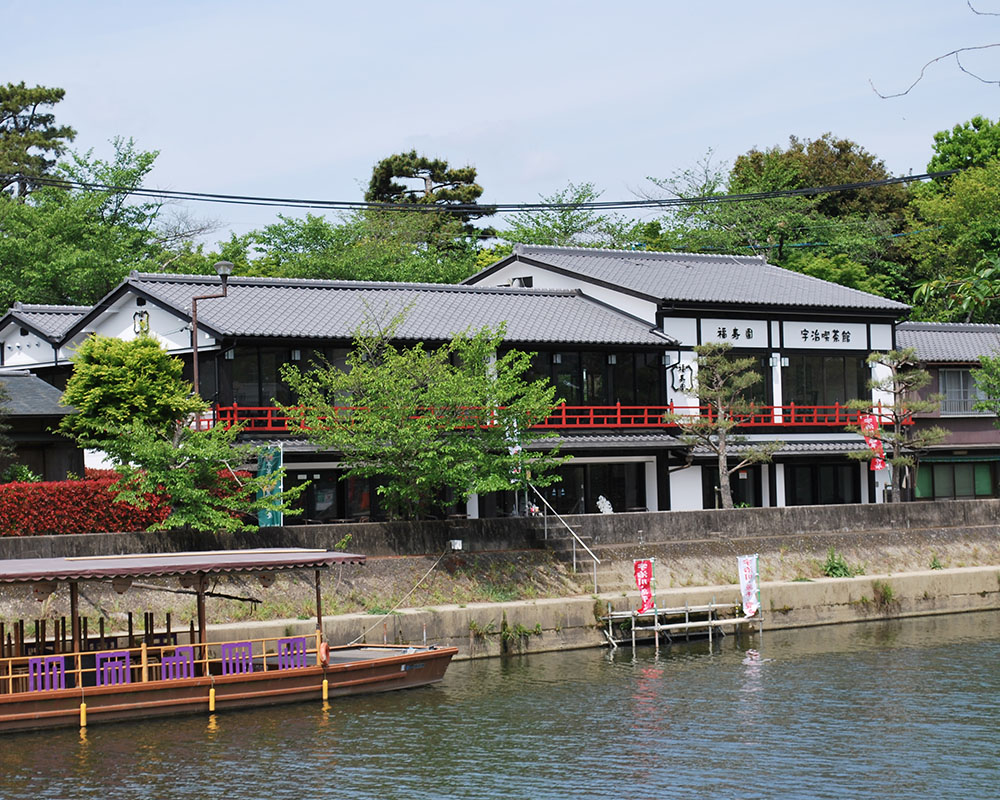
[[908, 160, 1000, 321], [730, 133, 909, 222], [58, 334, 205, 448], [0, 138, 186, 306], [365, 150, 494, 232], [500, 182, 643, 248], [666, 342, 781, 510], [971, 354, 1000, 419], [0, 82, 76, 199], [927, 115, 1000, 175], [59, 334, 301, 531], [100, 419, 301, 533], [846, 348, 947, 503], [281, 317, 564, 520], [645, 140, 912, 302], [240, 209, 479, 283]]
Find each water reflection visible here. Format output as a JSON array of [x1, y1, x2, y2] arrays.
[[0, 612, 997, 799]]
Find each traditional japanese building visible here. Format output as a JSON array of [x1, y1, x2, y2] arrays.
[[896, 321, 1000, 501], [4, 245, 996, 517]]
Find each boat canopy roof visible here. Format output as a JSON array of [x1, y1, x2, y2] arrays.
[[0, 548, 366, 585]]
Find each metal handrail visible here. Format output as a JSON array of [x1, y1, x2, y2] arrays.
[[527, 483, 600, 593]]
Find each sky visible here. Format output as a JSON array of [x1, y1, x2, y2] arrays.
[[5, 0, 1000, 246]]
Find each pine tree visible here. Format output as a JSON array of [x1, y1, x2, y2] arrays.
[[0, 82, 76, 199]]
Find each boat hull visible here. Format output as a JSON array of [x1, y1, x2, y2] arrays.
[[0, 644, 456, 734]]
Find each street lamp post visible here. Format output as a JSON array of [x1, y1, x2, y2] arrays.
[[191, 261, 234, 403]]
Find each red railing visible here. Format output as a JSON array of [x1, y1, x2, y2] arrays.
[[206, 402, 907, 433]]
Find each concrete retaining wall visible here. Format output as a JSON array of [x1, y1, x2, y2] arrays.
[[1, 498, 997, 561], [207, 565, 1000, 661]]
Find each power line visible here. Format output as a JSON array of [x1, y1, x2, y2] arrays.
[[0, 169, 960, 215]]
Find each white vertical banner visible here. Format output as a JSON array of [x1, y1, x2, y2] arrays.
[[738, 554, 760, 618]]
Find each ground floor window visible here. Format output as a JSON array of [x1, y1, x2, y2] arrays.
[[509, 461, 648, 516], [915, 461, 998, 500], [701, 465, 762, 508], [786, 462, 861, 505], [285, 469, 382, 522]]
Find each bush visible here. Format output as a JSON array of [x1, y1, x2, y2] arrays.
[[0, 475, 169, 536], [1, 464, 42, 483], [822, 547, 860, 578]]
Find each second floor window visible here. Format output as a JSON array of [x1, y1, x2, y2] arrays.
[[939, 369, 987, 415], [782, 355, 868, 407]]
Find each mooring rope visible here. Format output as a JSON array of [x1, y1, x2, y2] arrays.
[[347, 546, 451, 645]]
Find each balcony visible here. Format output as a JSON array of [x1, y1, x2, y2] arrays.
[[206, 402, 905, 433]]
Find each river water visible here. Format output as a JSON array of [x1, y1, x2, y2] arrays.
[[1, 612, 997, 799]]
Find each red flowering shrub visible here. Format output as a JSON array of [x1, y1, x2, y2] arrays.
[[0, 475, 170, 536]]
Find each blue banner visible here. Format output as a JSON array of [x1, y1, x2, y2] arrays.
[[256, 445, 283, 527]]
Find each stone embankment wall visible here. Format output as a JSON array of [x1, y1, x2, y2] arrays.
[[2, 499, 997, 661], [1, 498, 997, 561], [209, 566, 1000, 661]]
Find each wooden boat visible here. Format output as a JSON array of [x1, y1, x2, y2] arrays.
[[0, 548, 457, 733]]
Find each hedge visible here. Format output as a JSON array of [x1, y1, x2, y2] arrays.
[[0, 474, 169, 536]]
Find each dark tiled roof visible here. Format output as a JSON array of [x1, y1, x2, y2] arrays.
[[533, 433, 681, 450], [693, 438, 869, 457], [1, 303, 90, 340], [897, 322, 1000, 363], [473, 244, 909, 313], [0, 371, 70, 416], [127, 274, 672, 346], [771, 438, 869, 456]]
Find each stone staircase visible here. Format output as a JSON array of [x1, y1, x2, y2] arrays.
[[529, 516, 634, 594]]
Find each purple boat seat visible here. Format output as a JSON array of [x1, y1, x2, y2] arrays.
[[221, 641, 253, 675], [95, 650, 132, 686], [28, 655, 65, 692], [277, 637, 308, 670], [161, 645, 195, 680]]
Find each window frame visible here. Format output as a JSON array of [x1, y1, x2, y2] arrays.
[[938, 368, 989, 416]]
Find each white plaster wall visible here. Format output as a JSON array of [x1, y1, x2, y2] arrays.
[[0, 328, 55, 368], [474, 262, 658, 323], [644, 460, 659, 512], [86, 295, 200, 355], [83, 449, 113, 470], [774, 463, 786, 507], [465, 493, 480, 519], [665, 350, 699, 408], [870, 323, 893, 351], [870, 362, 894, 409], [874, 465, 890, 503], [660, 317, 698, 346], [669, 465, 703, 511], [770, 353, 783, 409]]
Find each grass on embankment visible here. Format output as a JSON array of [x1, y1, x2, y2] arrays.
[[1, 537, 998, 633]]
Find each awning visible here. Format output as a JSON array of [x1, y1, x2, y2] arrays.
[[0, 548, 365, 585], [922, 454, 1000, 463]]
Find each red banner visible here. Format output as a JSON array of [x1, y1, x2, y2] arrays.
[[634, 559, 654, 614], [859, 414, 886, 471]]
